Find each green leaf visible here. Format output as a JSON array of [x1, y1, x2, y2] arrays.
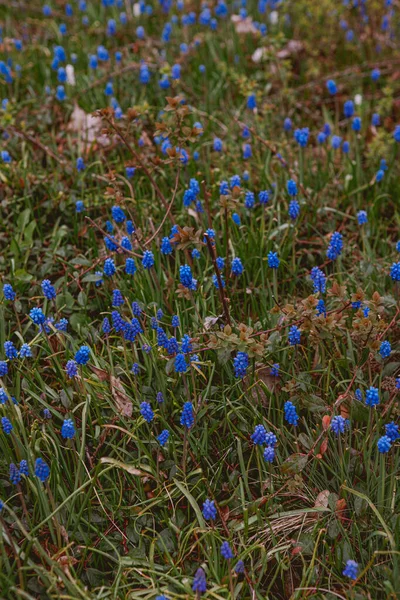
[[280, 453, 308, 474]]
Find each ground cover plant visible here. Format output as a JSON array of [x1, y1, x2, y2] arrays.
[[0, 0, 400, 598]]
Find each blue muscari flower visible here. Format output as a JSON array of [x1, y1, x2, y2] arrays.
[[3, 283, 15, 301], [175, 353, 188, 373], [180, 265, 193, 288], [171, 63, 181, 79], [126, 167, 135, 179], [104, 258, 116, 277], [121, 236, 132, 251], [343, 100, 354, 118], [352, 117, 361, 132], [132, 302, 141, 317], [233, 352, 249, 378], [41, 279, 56, 300], [232, 213, 241, 225], [221, 541, 234, 560], [342, 141, 350, 153], [20, 343, 32, 358], [245, 191, 255, 209], [172, 315, 180, 328], [1, 417, 12, 434], [56, 85, 66, 101], [115, 50, 122, 62], [247, 94, 256, 109], [139, 64, 150, 84], [105, 220, 114, 234], [125, 258, 137, 275], [270, 363, 280, 377], [1, 150, 12, 164], [284, 117, 292, 131], [365, 386, 379, 407], [105, 81, 114, 96], [230, 175, 241, 188], [376, 169, 384, 182], [331, 135, 342, 149], [263, 446, 275, 462], [0, 388, 8, 403], [183, 188, 197, 207], [156, 392, 164, 403], [390, 262, 400, 281], [4, 341, 17, 360], [156, 327, 168, 348], [284, 401, 299, 426], [326, 79, 337, 94], [326, 231, 343, 261], [212, 274, 225, 289], [157, 429, 169, 446], [258, 190, 270, 204], [75, 346, 90, 365], [66, 360, 78, 378], [142, 250, 154, 269], [157, 309, 163, 320], [202, 498, 217, 520], [57, 67, 67, 83], [251, 424, 266, 445], [140, 401, 154, 423], [324, 123, 333, 135], [35, 458, 50, 482], [181, 335, 192, 354], [167, 337, 179, 355], [107, 18, 116, 35], [372, 113, 380, 127], [357, 210, 367, 225], [385, 422, 399, 441], [61, 418, 75, 439], [377, 435, 391, 453], [126, 220, 134, 235], [287, 180, 298, 196], [235, 560, 245, 574], [102, 317, 111, 334], [111, 205, 126, 223], [136, 25, 145, 39], [95, 270, 103, 286], [379, 341, 391, 358], [242, 126, 251, 139], [76, 200, 84, 213], [343, 560, 358, 580], [9, 463, 21, 484], [355, 388, 363, 401], [192, 568, 206, 593], [288, 200, 300, 220], [231, 257, 244, 276], [104, 235, 118, 252], [313, 296, 325, 317], [89, 54, 98, 69], [317, 132, 326, 144], [220, 181, 229, 195], [19, 460, 29, 476], [216, 257, 225, 271], [331, 416, 349, 436], [294, 127, 309, 147], [112, 311, 125, 332], [371, 68, 380, 81], [243, 143, 252, 159], [112, 289, 124, 307], [0, 361, 8, 376], [310, 267, 326, 294], [193, 151, 200, 161], [30, 307, 46, 325], [213, 137, 223, 152], [159, 75, 170, 90], [288, 325, 301, 346], [180, 401, 194, 427], [393, 125, 400, 143], [267, 251, 279, 269]]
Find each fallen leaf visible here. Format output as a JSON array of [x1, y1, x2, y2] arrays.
[[315, 490, 330, 509], [110, 375, 133, 417]]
